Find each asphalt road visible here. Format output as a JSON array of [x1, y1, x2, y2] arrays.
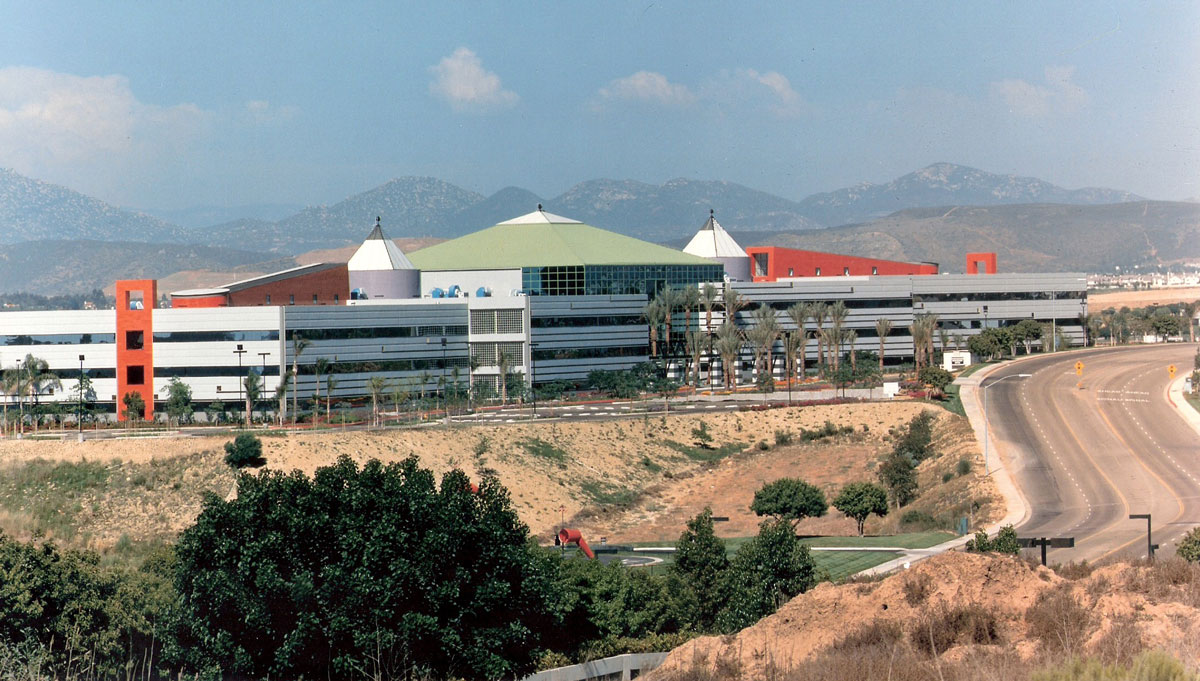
[[984, 344, 1200, 563]]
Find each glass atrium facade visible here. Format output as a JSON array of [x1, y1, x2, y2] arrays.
[[521, 264, 724, 296]]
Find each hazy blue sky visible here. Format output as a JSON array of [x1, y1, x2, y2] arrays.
[[1, 1, 1197, 211]]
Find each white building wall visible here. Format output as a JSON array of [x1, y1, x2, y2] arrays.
[[420, 269, 523, 298]]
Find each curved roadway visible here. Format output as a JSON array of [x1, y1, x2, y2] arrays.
[[984, 345, 1200, 563]]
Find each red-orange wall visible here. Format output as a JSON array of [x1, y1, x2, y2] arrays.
[[966, 252, 998, 274], [172, 295, 228, 308], [744, 247, 938, 282], [115, 280, 156, 422], [228, 265, 348, 306]]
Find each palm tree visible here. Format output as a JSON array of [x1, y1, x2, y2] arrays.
[[274, 370, 291, 426], [496, 351, 513, 405], [642, 298, 667, 358], [313, 357, 330, 425], [937, 328, 951, 363], [685, 330, 705, 389], [1184, 301, 1199, 343], [786, 302, 810, 379], [290, 335, 310, 427], [810, 301, 828, 373], [875, 318, 893, 372], [782, 331, 803, 387], [678, 285, 700, 336], [367, 375, 387, 427], [700, 282, 720, 346], [388, 377, 411, 418], [845, 330, 859, 373], [714, 323, 744, 390], [659, 289, 684, 361], [721, 286, 747, 327], [325, 374, 337, 424], [749, 304, 781, 384], [827, 302, 848, 373], [12, 355, 60, 433], [243, 371, 262, 428]]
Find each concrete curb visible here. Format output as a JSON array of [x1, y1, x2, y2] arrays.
[[1166, 371, 1200, 438], [860, 356, 1053, 577]]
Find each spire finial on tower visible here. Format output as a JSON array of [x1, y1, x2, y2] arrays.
[[537, 203, 543, 212], [710, 208, 714, 217]]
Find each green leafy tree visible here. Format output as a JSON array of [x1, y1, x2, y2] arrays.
[[919, 366, 954, 396], [161, 377, 194, 426], [878, 450, 918, 508], [122, 390, 146, 425], [895, 411, 937, 462], [1013, 319, 1043, 354], [965, 524, 1020, 555], [672, 508, 730, 630], [174, 456, 555, 681], [223, 433, 265, 468], [1177, 527, 1200, 563], [715, 519, 818, 633], [967, 329, 1003, 360], [750, 478, 828, 528], [832, 482, 890, 536]]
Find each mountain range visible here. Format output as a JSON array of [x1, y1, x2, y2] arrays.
[[0, 163, 1189, 294]]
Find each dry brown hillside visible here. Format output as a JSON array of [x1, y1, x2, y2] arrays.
[[650, 552, 1200, 680], [0, 402, 996, 549]]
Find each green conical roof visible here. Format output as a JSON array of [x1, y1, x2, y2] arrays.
[[408, 209, 718, 271]]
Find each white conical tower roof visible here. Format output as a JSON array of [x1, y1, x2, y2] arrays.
[[683, 210, 747, 259], [348, 217, 416, 271], [498, 204, 582, 225]]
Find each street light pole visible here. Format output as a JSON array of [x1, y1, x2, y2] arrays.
[[981, 373, 1031, 474], [441, 337, 448, 423], [15, 358, 21, 439], [233, 344, 247, 427], [529, 342, 538, 419], [77, 354, 85, 439], [785, 331, 793, 406]]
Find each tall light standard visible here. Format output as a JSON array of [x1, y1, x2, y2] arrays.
[[529, 342, 539, 419], [233, 344, 247, 427], [77, 354, 85, 439], [784, 331, 793, 406], [441, 337, 448, 423], [258, 351, 270, 424], [15, 358, 22, 438], [981, 373, 1031, 474]]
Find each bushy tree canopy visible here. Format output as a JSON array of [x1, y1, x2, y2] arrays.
[[833, 482, 890, 536], [174, 456, 555, 681], [750, 478, 828, 528], [672, 508, 729, 629], [716, 520, 818, 633]]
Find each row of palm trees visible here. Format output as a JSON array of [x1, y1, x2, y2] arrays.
[[643, 285, 953, 390], [0, 354, 62, 434]]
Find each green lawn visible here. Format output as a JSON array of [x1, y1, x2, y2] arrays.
[[1186, 392, 1200, 417], [801, 531, 956, 549], [812, 550, 901, 580]]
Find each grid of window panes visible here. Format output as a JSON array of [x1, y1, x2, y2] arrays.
[[521, 264, 723, 296], [495, 310, 524, 334]]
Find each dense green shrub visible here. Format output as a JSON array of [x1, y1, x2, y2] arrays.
[[222, 433, 265, 468], [174, 456, 556, 681]]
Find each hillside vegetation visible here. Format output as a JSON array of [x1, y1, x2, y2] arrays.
[[753, 201, 1200, 272]]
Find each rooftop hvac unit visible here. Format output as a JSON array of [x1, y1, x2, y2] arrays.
[[476, 286, 491, 297], [431, 288, 445, 298]]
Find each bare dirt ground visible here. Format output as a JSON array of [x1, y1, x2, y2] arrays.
[[0, 401, 1001, 549], [1090, 286, 1200, 309], [650, 552, 1200, 679]]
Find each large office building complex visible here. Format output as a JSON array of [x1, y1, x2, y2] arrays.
[[0, 209, 1087, 421]]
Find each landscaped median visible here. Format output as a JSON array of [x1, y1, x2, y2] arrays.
[[578, 531, 957, 582]]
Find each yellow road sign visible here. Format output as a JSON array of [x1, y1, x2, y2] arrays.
[[1075, 360, 1084, 376], [1169, 364, 1177, 378]]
